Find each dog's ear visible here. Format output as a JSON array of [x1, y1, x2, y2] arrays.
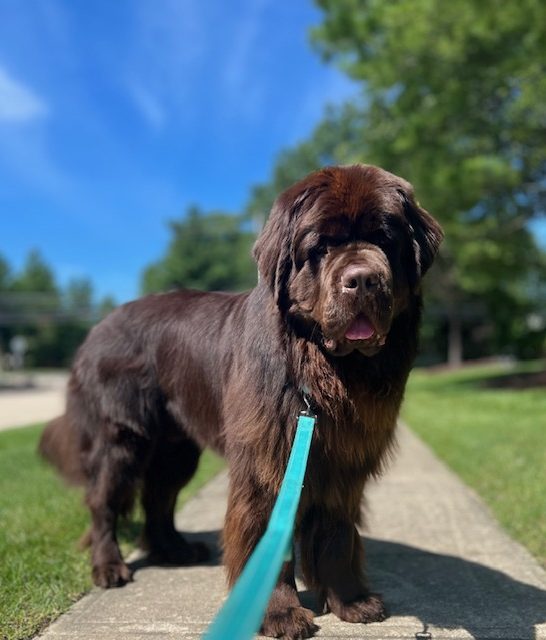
[[253, 182, 319, 308], [252, 194, 292, 305], [397, 186, 443, 279]]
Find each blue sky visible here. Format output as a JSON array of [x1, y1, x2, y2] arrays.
[[0, 0, 358, 303]]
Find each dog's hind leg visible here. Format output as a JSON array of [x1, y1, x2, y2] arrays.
[[140, 434, 210, 564], [85, 422, 150, 588]]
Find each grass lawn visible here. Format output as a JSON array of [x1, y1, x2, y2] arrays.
[[0, 424, 224, 640], [402, 361, 546, 568]]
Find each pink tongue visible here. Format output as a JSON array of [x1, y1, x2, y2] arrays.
[[345, 315, 375, 341]]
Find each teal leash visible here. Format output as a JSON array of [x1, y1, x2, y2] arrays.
[[203, 406, 316, 640]]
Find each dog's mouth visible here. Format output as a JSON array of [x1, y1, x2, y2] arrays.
[[321, 313, 388, 356], [344, 313, 376, 342]]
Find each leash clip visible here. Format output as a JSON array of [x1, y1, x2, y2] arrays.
[[299, 386, 317, 419]]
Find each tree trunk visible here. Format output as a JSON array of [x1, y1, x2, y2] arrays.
[[447, 310, 463, 368]]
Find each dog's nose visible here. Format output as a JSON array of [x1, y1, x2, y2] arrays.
[[341, 266, 380, 293]]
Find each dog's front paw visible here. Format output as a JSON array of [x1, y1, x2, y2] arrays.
[[92, 561, 133, 588], [329, 592, 386, 624], [261, 606, 318, 639]]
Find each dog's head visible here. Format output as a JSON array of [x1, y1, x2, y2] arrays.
[[253, 164, 443, 356]]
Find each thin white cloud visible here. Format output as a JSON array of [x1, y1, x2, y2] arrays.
[[223, 1, 262, 92], [0, 65, 48, 123], [0, 126, 74, 203], [222, 0, 271, 119], [124, 0, 277, 127], [126, 0, 206, 127], [128, 81, 166, 129]]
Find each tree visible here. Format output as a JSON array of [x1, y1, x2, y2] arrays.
[[98, 295, 117, 319], [141, 206, 257, 294], [65, 278, 94, 317], [11, 249, 59, 295], [0, 254, 11, 291], [0, 253, 114, 368], [302, 0, 546, 363]]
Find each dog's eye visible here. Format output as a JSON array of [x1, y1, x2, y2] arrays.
[[376, 236, 391, 250], [294, 243, 324, 269], [371, 231, 404, 265], [324, 237, 346, 249], [367, 227, 397, 251], [307, 245, 326, 263]]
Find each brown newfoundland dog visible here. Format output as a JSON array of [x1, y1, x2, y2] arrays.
[[39, 164, 442, 638]]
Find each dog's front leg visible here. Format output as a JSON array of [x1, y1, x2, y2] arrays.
[[223, 481, 317, 640], [261, 557, 318, 640], [300, 508, 386, 624]]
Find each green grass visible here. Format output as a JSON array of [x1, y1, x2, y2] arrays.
[[0, 424, 224, 640], [402, 361, 546, 568]]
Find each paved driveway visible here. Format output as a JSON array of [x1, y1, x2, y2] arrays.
[[0, 372, 67, 431]]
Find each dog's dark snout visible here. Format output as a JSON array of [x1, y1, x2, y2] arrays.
[[341, 266, 379, 293]]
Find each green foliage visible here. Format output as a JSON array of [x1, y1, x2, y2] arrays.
[[97, 295, 117, 319], [246, 0, 546, 362], [0, 252, 116, 368], [141, 206, 257, 294], [0, 255, 11, 291], [26, 322, 89, 368], [403, 363, 546, 567], [0, 423, 224, 640], [311, 0, 546, 325], [64, 278, 93, 314], [10, 250, 59, 296]]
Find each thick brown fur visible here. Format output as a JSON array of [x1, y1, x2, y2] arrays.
[[39, 164, 443, 638]]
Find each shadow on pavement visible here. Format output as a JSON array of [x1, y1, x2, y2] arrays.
[[127, 530, 546, 639], [127, 529, 223, 574], [365, 537, 546, 639]]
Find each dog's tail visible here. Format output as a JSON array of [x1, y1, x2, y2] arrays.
[[38, 415, 86, 486]]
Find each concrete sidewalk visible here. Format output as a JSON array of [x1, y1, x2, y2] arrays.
[[39, 426, 546, 640]]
